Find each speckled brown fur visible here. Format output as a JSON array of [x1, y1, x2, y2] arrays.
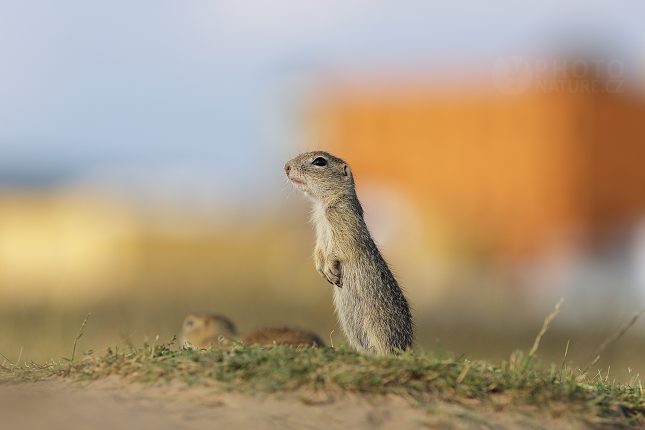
[[284, 151, 414, 354], [179, 313, 324, 349]]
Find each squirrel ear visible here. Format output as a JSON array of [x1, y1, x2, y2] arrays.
[[342, 164, 349, 177]]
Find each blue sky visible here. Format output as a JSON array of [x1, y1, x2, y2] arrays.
[[0, 1, 643, 200]]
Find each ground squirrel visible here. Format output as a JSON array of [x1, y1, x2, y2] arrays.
[[284, 151, 414, 354], [179, 313, 324, 349]]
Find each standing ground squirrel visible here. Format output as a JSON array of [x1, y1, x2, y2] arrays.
[[285, 151, 414, 354], [179, 313, 324, 349]]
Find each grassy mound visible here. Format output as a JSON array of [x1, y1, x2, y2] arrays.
[[2, 302, 645, 428], [1, 341, 644, 427]]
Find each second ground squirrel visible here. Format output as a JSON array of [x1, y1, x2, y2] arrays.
[[285, 151, 414, 354], [179, 313, 324, 349]]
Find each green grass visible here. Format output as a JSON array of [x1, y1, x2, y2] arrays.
[[2, 304, 645, 428], [2, 341, 645, 427], [3, 342, 645, 426]]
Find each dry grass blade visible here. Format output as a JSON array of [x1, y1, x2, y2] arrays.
[[66, 313, 91, 362], [559, 339, 570, 381], [578, 309, 644, 380], [520, 298, 564, 372], [0, 351, 15, 367]]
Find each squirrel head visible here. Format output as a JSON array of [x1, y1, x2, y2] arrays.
[[284, 151, 356, 204], [180, 313, 237, 348]]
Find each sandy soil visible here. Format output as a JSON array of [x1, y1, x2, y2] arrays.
[[0, 378, 591, 430]]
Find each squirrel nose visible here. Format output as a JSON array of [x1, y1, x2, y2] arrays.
[[284, 165, 290, 174]]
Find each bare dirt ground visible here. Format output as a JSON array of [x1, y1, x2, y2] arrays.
[[0, 378, 591, 430]]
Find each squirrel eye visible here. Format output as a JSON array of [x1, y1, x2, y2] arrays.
[[312, 157, 327, 166]]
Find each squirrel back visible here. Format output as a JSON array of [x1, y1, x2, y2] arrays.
[[179, 313, 324, 349], [240, 326, 324, 348]]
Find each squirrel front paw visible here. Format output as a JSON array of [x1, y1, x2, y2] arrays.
[[324, 259, 343, 288]]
